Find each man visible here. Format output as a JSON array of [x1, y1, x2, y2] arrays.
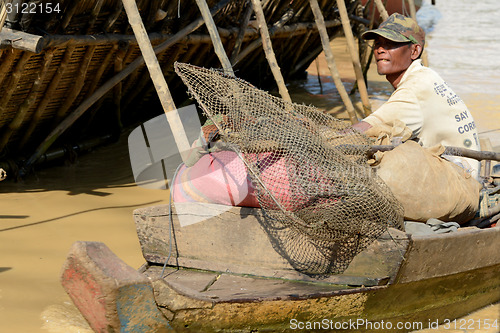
[[353, 13, 481, 178]]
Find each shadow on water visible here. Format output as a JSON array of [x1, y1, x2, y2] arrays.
[[0, 200, 162, 232], [0, 130, 140, 196], [0, 129, 167, 232]]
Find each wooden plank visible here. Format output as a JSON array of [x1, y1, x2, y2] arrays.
[[134, 203, 409, 286], [144, 265, 374, 303], [395, 226, 500, 283], [60, 241, 171, 332], [200, 273, 355, 301]]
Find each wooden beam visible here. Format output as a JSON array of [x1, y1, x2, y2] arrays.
[[121, 0, 191, 161], [336, 0, 372, 116], [368, 145, 500, 162], [0, 0, 7, 33], [194, 0, 234, 75], [309, 0, 358, 125], [250, 0, 291, 103], [374, 0, 389, 20]]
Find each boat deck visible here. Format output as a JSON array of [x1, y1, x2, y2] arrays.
[[144, 264, 371, 304]]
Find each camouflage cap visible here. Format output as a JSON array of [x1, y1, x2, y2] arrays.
[[362, 13, 425, 46]]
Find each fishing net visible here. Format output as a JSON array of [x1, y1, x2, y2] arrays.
[[174, 62, 404, 275]]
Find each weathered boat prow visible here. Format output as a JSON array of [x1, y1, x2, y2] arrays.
[[61, 202, 500, 332]]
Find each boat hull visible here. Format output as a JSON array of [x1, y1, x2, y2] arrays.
[[61, 204, 500, 332], [61, 240, 500, 332]]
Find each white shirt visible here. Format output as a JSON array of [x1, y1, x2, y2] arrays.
[[364, 59, 481, 178]]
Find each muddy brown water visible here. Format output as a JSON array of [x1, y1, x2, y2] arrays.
[[1, 3, 500, 332]]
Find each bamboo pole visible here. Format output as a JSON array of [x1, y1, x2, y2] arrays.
[[308, 0, 358, 125], [374, 0, 389, 20], [250, 0, 292, 103], [407, 0, 429, 66], [86, 44, 120, 97], [20, 0, 230, 171], [336, 0, 372, 116], [0, 0, 7, 32], [0, 49, 18, 88], [291, 30, 313, 68], [121, 0, 191, 159], [61, 1, 79, 31], [81, 44, 119, 131], [194, 0, 234, 76]]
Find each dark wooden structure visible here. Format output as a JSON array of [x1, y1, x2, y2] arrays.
[[0, 0, 369, 168]]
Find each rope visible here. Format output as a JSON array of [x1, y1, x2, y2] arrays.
[[161, 162, 184, 278]]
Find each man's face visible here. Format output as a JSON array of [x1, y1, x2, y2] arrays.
[[373, 36, 415, 76]]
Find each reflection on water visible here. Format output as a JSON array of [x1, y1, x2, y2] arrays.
[[421, 0, 500, 147], [422, 0, 500, 96]]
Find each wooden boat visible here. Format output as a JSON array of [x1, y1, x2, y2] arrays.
[[0, 0, 368, 172], [61, 199, 500, 332]]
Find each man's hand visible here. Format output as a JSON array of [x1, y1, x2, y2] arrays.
[[352, 121, 372, 133]]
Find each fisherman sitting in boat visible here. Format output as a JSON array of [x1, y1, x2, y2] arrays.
[[352, 13, 481, 179]]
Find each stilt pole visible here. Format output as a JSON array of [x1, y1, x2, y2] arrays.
[[336, 0, 372, 115], [0, 1, 6, 32], [121, 0, 191, 158], [250, 0, 292, 103], [374, 0, 389, 20], [194, 0, 234, 76], [309, 0, 358, 124]]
